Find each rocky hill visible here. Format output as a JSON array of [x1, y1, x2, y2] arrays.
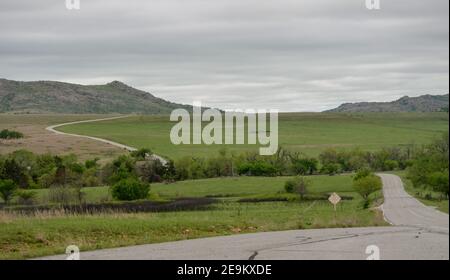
[[326, 94, 449, 113], [0, 78, 191, 114]]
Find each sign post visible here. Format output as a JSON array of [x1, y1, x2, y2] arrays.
[[328, 192, 341, 223]]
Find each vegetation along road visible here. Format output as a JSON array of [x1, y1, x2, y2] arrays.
[[38, 174, 449, 260]]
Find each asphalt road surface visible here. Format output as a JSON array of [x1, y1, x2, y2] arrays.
[[37, 174, 448, 260]]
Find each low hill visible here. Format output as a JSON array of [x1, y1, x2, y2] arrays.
[[326, 94, 449, 113], [0, 78, 191, 114]]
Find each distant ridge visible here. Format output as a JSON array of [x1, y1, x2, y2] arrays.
[[0, 78, 191, 114], [326, 94, 449, 113]]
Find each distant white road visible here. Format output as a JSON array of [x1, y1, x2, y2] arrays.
[[37, 174, 448, 260], [46, 115, 167, 164]]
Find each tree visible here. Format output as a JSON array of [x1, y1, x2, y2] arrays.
[[1, 159, 25, 186], [353, 175, 382, 208], [284, 176, 311, 200], [383, 160, 399, 171], [353, 167, 372, 181], [428, 171, 449, 199], [292, 158, 318, 175], [0, 179, 18, 204], [111, 178, 150, 201], [16, 190, 37, 205], [407, 133, 449, 198]]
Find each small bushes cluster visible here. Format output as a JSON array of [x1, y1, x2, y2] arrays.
[[0, 129, 23, 140], [406, 133, 449, 199]]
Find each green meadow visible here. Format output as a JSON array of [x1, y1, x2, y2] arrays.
[[57, 112, 449, 159], [0, 175, 387, 259]]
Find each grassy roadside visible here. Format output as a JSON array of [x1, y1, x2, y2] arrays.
[[0, 175, 387, 259], [392, 171, 449, 214]]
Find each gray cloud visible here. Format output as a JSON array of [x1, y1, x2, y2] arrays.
[[0, 0, 448, 111]]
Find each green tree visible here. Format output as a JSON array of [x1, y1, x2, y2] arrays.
[[111, 178, 150, 201], [292, 158, 318, 175], [353, 175, 382, 208], [428, 171, 449, 198], [0, 179, 18, 204], [284, 176, 311, 200]]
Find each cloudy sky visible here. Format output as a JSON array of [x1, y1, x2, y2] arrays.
[[0, 0, 448, 111]]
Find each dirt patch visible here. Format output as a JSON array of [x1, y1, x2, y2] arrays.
[[0, 114, 126, 162]]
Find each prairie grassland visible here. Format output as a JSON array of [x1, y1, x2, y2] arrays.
[[57, 112, 449, 159], [0, 175, 387, 259]]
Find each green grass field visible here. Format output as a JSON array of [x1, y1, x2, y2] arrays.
[[0, 175, 387, 259], [17, 175, 354, 204], [57, 113, 449, 159]]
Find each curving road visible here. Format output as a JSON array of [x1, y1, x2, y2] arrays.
[[37, 174, 448, 260], [46, 115, 167, 164]]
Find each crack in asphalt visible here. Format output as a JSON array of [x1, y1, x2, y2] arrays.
[[248, 251, 258, 260], [250, 227, 431, 260]]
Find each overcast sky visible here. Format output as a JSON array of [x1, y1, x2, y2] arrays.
[[0, 0, 448, 111]]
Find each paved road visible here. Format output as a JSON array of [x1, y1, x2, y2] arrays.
[[46, 116, 167, 164], [38, 174, 449, 260]]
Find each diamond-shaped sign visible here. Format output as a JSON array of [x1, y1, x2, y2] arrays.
[[328, 192, 341, 206]]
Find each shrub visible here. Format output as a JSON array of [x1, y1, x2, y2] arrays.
[[353, 167, 373, 181], [237, 161, 278, 176], [321, 163, 342, 176], [48, 186, 77, 205], [353, 175, 382, 208], [428, 171, 449, 198], [0, 179, 18, 204], [284, 176, 311, 199], [0, 129, 24, 140], [111, 178, 150, 201], [383, 160, 399, 171], [16, 190, 37, 205], [131, 148, 152, 160], [292, 158, 318, 175]]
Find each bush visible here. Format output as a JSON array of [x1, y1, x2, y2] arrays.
[[0, 129, 24, 140], [131, 148, 152, 160], [292, 158, 318, 175], [48, 186, 77, 205], [16, 190, 37, 205], [353, 175, 382, 208], [353, 167, 373, 181], [284, 176, 311, 199], [0, 179, 18, 204], [321, 163, 341, 176], [111, 178, 150, 201], [428, 171, 449, 198], [237, 161, 278, 176], [383, 160, 399, 171]]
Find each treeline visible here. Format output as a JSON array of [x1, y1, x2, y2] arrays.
[[173, 145, 414, 180], [0, 134, 448, 199], [407, 133, 449, 198], [0, 145, 417, 191]]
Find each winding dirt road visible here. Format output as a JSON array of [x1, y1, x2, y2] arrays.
[[46, 115, 167, 164]]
